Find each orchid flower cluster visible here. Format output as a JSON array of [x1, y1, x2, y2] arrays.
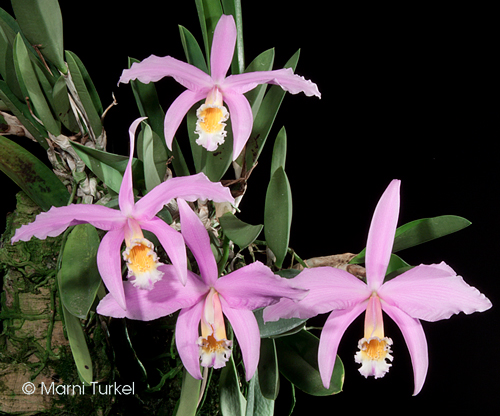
[[2, 1, 492, 413]]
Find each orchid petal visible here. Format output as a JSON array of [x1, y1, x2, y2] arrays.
[[210, 15, 236, 84], [382, 301, 428, 395], [119, 117, 147, 216], [140, 217, 188, 285], [119, 54, 212, 91], [219, 296, 261, 381], [222, 67, 321, 98], [96, 228, 126, 310], [176, 301, 205, 380], [318, 302, 368, 389], [378, 262, 492, 322], [96, 267, 207, 320], [164, 89, 208, 150], [177, 199, 218, 286], [263, 267, 370, 322], [215, 261, 307, 310], [134, 172, 234, 220], [365, 179, 401, 290], [12, 204, 125, 243], [222, 90, 254, 160]]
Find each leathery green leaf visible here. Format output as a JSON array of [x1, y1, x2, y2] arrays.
[[257, 338, 279, 400], [264, 166, 292, 268], [270, 127, 287, 175], [221, 0, 244, 74], [0, 21, 24, 101], [175, 369, 201, 416], [13, 33, 61, 136], [219, 212, 263, 249], [246, 368, 274, 416], [65, 50, 102, 114], [220, 354, 246, 416], [65, 50, 102, 139], [202, 120, 233, 181], [275, 330, 344, 396], [0, 80, 47, 146], [195, 0, 223, 66], [128, 57, 190, 177], [58, 271, 93, 385], [0, 135, 69, 210], [140, 122, 165, 193], [59, 224, 102, 319], [70, 141, 144, 194], [254, 308, 306, 339], [11, 0, 66, 73], [350, 215, 472, 265], [244, 50, 300, 169], [242, 48, 275, 120], [393, 215, 471, 252], [179, 25, 208, 73], [52, 74, 79, 133]]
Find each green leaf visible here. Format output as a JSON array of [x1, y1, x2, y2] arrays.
[[140, 123, 165, 193], [11, 0, 66, 73], [257, 338, 279, 400], [65, 50, 102, 139], [59, 224, 102, 319], [0, 135, 70, 210], [275, 268, 301, 279], [350, 215, 472, 265], [128, 57, 166, 136], [264, 166, 292, 268], [175, 369, 201, 416], [219, 212, 263, 249], [253, 308, 306, 339], [0, 80, 47, 146], [128, 57, 190, 177], [244, 50, 300, 169], [270, 126, 287, 176], [393, 215, 471, 252], [13, 33, 61, 136], [64, 50, 102, 114], [195, 0, 223, 68], [221, 0, 244, 74], [58, 269, 93, 385], [385, 254, 413, 282], [179, 25, 208, 73], [275, 330, 344, 396], [242, 48, 275, 118], [52, 74, 79, 133], [220, 354, 246, 416], [246, 368, 274, 416], [0, 19, 25, 101], [70, 141, 143, 194]]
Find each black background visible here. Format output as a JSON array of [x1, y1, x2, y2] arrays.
[[2, 1, 498, 414]]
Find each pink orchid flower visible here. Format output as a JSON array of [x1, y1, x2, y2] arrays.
[[118, 14, 321, 160], [97, 198, 307, 381], [263, 179, 491, 395], [12, 117, 234, 311]]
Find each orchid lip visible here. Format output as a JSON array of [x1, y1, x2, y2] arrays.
[[355, 336, 394, 379], [122, 237, 164, 290]]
